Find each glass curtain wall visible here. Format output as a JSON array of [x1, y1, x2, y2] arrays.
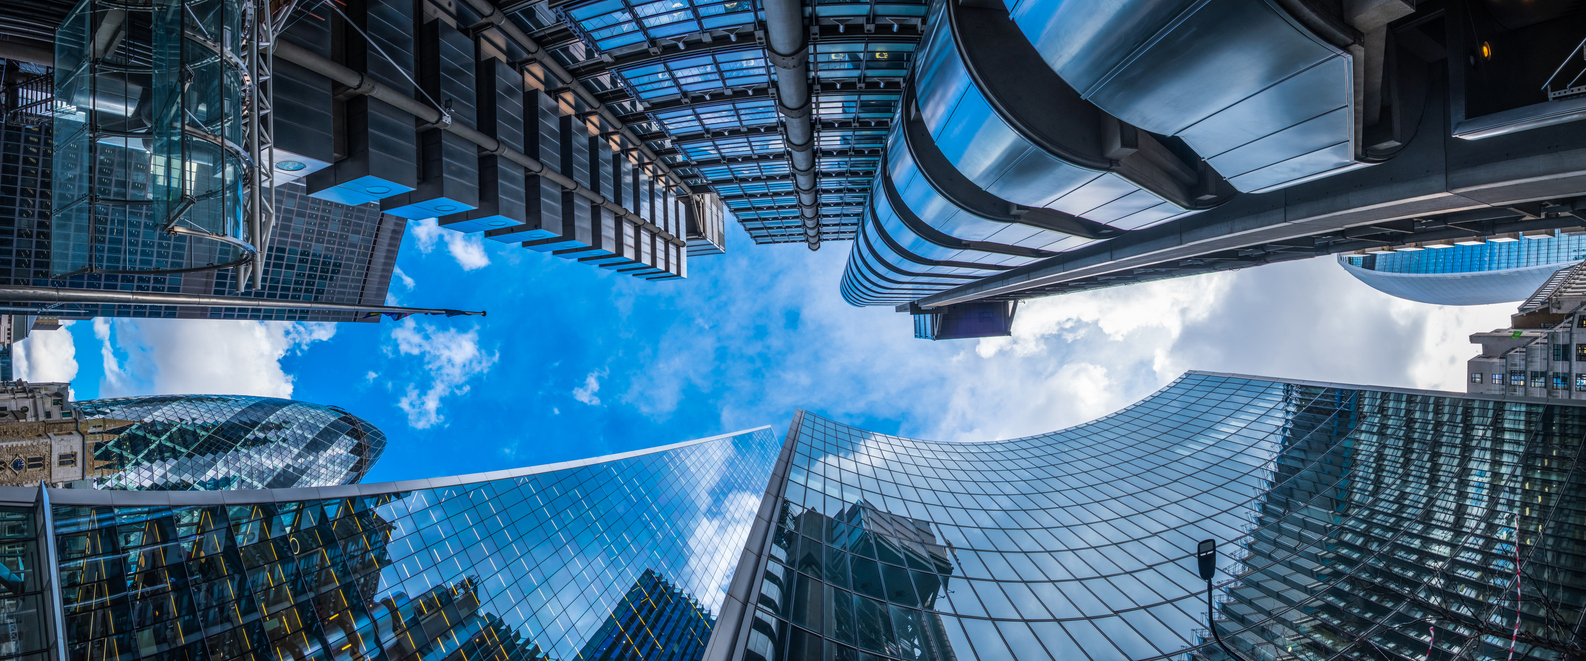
[[51, 0, 254, 279], [45, 427, 779, 661], [73, 394, 388, 490], [728, 373, 1586, 661]]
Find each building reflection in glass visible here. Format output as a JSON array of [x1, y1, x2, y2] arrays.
[[47, 427, 780, 661], [720, 373, 1586, 661]]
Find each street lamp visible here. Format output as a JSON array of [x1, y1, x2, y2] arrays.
[[1197, 539, 1253, 661]]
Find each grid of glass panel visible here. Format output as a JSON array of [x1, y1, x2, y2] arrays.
[[49, 428, 779, 661], [738, 373, 1586, 661], [678, 133, 787, 162], [1342, 237, 1586, 275], [73, 394, 386, 490], [652, 100, 781, 136], [566, 0, 759, 51], [0, 118, 404, 323], [811, 43, 915, 84], [617, 48, 771, 101]]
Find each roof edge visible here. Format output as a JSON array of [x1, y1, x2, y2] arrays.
[[45, 426, 777, 507]]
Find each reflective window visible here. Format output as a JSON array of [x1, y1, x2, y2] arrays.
[[735, 374, 1586, 661], [50, 428, 780, 661]]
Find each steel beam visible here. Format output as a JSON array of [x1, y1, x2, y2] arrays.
[[0, 286, 486, 317]]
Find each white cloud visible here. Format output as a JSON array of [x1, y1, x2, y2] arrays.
[[573, 370, 605, 406], [410, 218, 491, 271], [620, 241, 1516, 446], [682, 489, 761, 611], [388, 319, 498, 428], [14, 321, 78, 383], [91, 319, 337, 398], [394, 266, 417, 291]]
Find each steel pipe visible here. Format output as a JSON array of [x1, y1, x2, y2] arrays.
[[0, 286, 485, 317], [273, 39, 686, 247], [763, 0, 820, 250]]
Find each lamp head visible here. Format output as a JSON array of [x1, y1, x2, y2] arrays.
[[1197, 539, 1217, 581]]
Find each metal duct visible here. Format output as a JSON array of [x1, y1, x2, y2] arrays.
[[763, 0, 820, 250], [0, 286, 484, 317], [273, 39, 685, 248]]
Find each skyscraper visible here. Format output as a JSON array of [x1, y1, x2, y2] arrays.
[[0, 65, 427, 323], [19, 427, 780, 661], [1341, 234, 1586, 305], [707, 373, 1586, 660], [0, 384, 387, 489], [0, 375, 1577, 659], [72, 394, 387, 489], [826, 0, 1586, 337], [1468, 260, 1586, 400]]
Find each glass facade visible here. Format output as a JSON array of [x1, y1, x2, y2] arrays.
[[716, 373, 1586, 661], [73, 394, 387, 490], [1340, 237, 1586, 305], [39, 427, 778, 661]]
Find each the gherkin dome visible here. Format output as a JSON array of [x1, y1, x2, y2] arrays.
[[72, 395, 385, 490]]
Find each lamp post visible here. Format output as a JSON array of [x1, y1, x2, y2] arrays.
[[1197, 539, 1253, 661]]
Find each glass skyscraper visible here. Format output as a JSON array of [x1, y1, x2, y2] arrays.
[[0, 377, 1580, 659], [17, 427, 779, 661], [709, 373, 1586, 661], [73, 394, 388, 490], [1339, 235, 1586, 305]]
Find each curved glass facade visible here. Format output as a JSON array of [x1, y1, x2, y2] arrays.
[[41, 427, 780, 661], [717, 373, 1586, 661], [1340, 237, 1586, 305], [73, 394, 388, 490]]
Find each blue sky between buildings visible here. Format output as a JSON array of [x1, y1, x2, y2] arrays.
[[48, 218, 1518, 485]]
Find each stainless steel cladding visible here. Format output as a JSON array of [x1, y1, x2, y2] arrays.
[[842, 0, 1378, 307], [1004, 0, 1363, 193], [503, 88, 570, 248], [382, 19, 480, 219], [307, 0, 420, 205], [447, 57, 527, 233]]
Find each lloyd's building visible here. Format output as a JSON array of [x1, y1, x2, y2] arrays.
[[0, 371, 1580, 661]]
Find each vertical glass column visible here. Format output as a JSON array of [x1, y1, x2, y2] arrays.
[[50, 0, 256, 280]]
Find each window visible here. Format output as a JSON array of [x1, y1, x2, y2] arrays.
[[1577, 344, 1586, 362], [43, 411, 50, 419], [1553, 372, 1569, 390], [1471, 373, 1483, 384], [1555, 343, 1569, 361], [1531, 371, 1546, 387], [1512, 370, 1526, 385], [57, 453, 75, 468], [1577, 315, 1586, 328], [24, 457, 43, 470], [1493, 374, 1505, 384]]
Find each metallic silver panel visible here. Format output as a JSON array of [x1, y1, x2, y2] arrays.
[[1005, 0, 1362, 194], [911, 0, 1190, 225]]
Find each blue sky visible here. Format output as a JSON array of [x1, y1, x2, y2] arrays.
[[18, 218, 1517, 484]]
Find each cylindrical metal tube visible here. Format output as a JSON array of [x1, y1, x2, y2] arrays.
[[764, 0, 820, 250]]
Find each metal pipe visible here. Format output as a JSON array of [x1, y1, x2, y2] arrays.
[[272, 39, 687, 247], [763, 0, 820, 250], [0, 285, 486, 317], [459, 0, 692, 197]]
